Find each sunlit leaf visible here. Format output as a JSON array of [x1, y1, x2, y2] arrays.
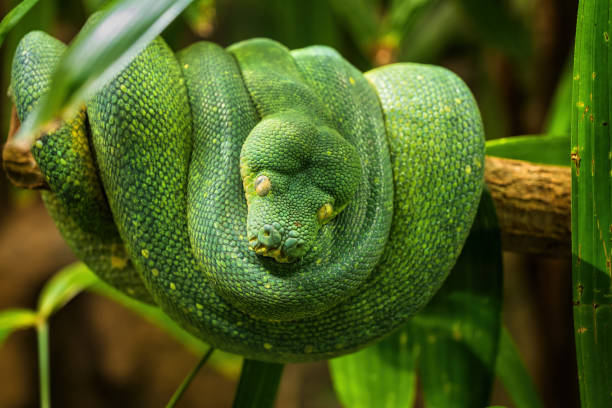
[[10, 0, 195, 152], [37, 263, 97, 318], [0, 0, 41, 48], [486, 134, 569, 167], [0, 308, 37, 345], [82, 0, 113, 14]]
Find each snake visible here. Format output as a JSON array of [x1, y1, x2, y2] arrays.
[[4, 19, 484, 362]]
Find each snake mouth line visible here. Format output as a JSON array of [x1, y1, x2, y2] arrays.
[[248, 237, 296, 263]]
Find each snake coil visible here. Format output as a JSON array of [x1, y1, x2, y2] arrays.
[[6, 22, 484, 362]]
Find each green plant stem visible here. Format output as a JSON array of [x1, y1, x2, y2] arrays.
[[36, 320, 50, 408], [166, 347, 215, 408], [232, 359, 284, 408]]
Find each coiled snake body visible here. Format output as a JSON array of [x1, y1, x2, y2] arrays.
[[7, 25, 484, 362]]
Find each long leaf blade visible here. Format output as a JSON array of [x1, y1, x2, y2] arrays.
[[415, 189, 502, 408], [544, 62, 573, 135], [485, 134, 570, 167], [0, 308, 37, 345], [330, 190, 503, 408], [329, 324, 418, 408], [571, 0, 612, 407], [0, 0, 41, 48], [10, 0, 194, 151], [232, 359, 284, 408], [495, 327, 544, 408], [37, 263, 98, 318]]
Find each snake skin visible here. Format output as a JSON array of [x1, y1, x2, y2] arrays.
[[8, 26, 484, 362]]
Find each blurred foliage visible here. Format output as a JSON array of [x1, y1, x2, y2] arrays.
[[0, 0, 579, 407], [0, 0, 575, 143], [331, 190, 507, 408]]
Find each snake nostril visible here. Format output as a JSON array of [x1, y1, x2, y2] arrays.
[[258, 224, 281, 248]]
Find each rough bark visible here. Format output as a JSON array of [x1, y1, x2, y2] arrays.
[[2, 106, 48, 189], [2, 120, 573, 257], [485, 156, 571, 258]]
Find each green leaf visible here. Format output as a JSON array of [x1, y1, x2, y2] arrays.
[[455, 0, 531, 60], [82, 0, 113, 14], [10, 0, 195, 151], [495, 327, 544, 408], [329, 0, 379, 55], [37, 263, 97, 319], [0, 0, 41, 48], [0, 308, 37, 345], [415, 189, 502, 408], [330, 324, 418, 408], [232, 359, 284, 408], [330, 190, 503, 408], [543, 62, 573, 135], [397, 1, 462, 64], [571, 1, 612, 407], [1, 0, 55, 144], [485, 134, 570, 167]]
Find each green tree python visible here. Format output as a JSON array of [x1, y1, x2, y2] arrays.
[[4, 22, 484, 362]]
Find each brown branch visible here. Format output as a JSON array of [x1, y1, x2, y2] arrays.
[[485, 156, 571, 258], [1, 115, 572, 257], [2, 105, 48, 190]]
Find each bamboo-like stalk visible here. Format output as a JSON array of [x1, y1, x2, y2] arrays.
[[571, 1, 612, 407]]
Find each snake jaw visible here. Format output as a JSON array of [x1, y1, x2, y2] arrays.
[[247, 226, 306, 263], [248, 237, 293, 263]]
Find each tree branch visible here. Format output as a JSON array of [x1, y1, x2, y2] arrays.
[[485, 156, 571, 258], [1, 122, 572, 258]]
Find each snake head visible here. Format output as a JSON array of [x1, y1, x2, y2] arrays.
[[240, 111, 361, 263]]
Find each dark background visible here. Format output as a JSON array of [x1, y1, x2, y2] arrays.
[[0, 0, 578, 406]]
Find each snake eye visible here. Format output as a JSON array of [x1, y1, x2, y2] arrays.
[[254, 175, 271, 197], [317, 203, 333, 222]]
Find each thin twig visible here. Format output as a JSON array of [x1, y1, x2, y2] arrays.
[[166, 348, 215, 408]]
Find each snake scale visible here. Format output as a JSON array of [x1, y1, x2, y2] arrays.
[[6, 17, 484, 362]]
